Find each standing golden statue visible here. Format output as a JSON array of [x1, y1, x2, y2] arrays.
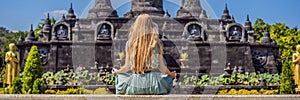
[[4, 43, 20, 88], [293, 45, 300, 88]]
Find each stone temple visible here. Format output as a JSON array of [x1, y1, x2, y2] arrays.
[[17, 0, 281, 75]]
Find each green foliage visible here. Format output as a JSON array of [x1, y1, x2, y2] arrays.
[[183, 74, 197, 85], [182, 72, 280, 86], [42, 69, 115, 86], [21, 77, 32, 94], [11, 77, 22, 94], [0, 65, 5, 81], [45, 88, 84, 94], [23, 46, 43, 79], [83, 89, 94, 94], [197, 75, 209, 85], [65, 88, 83, 94], [32, 78, 46, 94], [253, 18, 269, 42], [0, 30, 27, 52], [4, 88, 11, 94], [22, 45, 43, 94]]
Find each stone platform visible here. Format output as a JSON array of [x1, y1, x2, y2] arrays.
[[1, 95, 300, 100]]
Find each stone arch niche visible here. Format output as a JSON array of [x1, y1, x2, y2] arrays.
[[226, 24, 245, 42], [52, 23, 71, 41], [183, 21, 206, 41], [95, 21, 114, 40]]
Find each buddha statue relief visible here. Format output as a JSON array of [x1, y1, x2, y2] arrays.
[[97, 24, 111, 40]]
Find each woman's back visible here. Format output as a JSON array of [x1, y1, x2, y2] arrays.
[[113, 14, 175, 95]]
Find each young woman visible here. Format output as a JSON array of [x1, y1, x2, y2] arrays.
[[112, 14, 176, 95]]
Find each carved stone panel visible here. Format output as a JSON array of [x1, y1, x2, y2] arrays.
[[252, 50, 268, 68]]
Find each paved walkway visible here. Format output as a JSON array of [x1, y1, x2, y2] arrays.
[[0, 94, 300, 100]]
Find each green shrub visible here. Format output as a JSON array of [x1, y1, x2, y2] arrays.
[[45, 89, 56, 94], [4, 88, 11, 94], [11, 77, 22, 94], [21, 77, 32, 94], [32, 78, 46, 94], [83, 89, 94, 94], [280, 62, 296, 94], [65, 88, 83, 94], [94, 88, 108, 94], [22, 46, 43, 94]]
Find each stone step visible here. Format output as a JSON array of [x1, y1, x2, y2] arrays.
[[1, 95, 300, 100]]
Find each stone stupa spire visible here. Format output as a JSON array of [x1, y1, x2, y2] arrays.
[[221, 4, 231, 20], [88, 0, 118, 18], [124, 0, 165, 18], [177, 0, 203, 18]]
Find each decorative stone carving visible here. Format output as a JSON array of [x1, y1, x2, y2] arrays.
[[38, 47, 49, 65], [252, 50, 268, 67]]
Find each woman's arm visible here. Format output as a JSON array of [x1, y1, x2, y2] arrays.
[[112, 41, 131, 75], [159, 54, 176, 78], [113, 58, 130, 74]]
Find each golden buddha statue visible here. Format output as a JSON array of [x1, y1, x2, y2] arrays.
[[293, 45, 300, 88], [4, 43, 20, 88]]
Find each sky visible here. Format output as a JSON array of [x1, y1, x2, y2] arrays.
[[0, 0, 299, 32]]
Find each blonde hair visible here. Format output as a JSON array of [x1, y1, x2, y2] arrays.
[[126, 14, 163, 74]]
